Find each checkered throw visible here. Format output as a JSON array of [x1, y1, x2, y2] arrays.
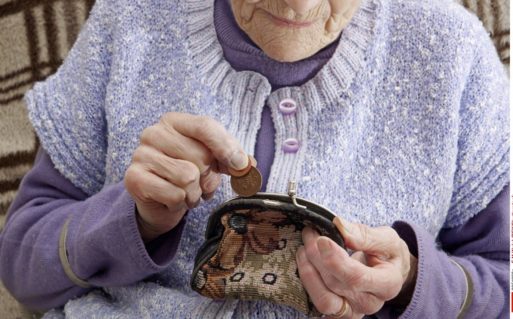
[[0, 0, 95, 216]]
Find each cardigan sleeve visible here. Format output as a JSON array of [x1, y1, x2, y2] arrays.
[[377, 185, 509, 319], [24, 0, 116, 195], [378, 16, 509, 318], [0, 147, 186, 311], [443, 14, 509, 228]]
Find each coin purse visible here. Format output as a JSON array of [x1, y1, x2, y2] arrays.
[[191, 183, 345, 316]]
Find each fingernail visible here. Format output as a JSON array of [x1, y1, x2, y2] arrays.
[[229, 150, 248, 170], [317, 237, 332, 257]]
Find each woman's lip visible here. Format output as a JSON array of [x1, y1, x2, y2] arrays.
[[265, 12, 315, 28]]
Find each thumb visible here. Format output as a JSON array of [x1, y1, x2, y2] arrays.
[[333, 217, 398, 259]]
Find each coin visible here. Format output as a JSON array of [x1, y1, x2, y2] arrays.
[[228, 155, 257, 177], [230, 166, 262, 197]]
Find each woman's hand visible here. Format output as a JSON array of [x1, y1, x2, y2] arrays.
[[124, 112, 248, 242], [297, 217, 418, 318]]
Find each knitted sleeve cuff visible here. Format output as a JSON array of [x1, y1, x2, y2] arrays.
[[64, 183, 185, 287], [375, 221, 467, 319]]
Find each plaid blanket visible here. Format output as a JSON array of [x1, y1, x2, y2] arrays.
[[0, 2, 94, 318], [457, 0, 510, 64], [0, 0, 94, 216]]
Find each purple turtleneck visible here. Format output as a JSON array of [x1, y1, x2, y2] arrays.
[[0, 0, 508, 317], [214, 0, 340, 190], [214, 0, 339, 90]]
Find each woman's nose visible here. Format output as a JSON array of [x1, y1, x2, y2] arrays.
[[283, 0, 322, 14]]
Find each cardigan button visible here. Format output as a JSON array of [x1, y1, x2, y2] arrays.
[[282, 138, 300, 153], [278, 99, 297, 115]]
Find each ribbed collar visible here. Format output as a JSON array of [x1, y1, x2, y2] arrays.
[[213, 0, 340, 90], [185, 0, 382, 111]]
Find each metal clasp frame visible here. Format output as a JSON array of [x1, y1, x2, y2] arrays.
[[288, 181, 307, 209]]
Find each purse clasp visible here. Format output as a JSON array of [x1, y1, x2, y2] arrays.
[[288, 181, 307, 209]]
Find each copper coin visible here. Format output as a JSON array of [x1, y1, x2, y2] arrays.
[[228, 155, 257, 177], [230, 166, 262, 197]]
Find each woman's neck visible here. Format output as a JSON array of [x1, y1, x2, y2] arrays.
[[214, 0, 341, 91]]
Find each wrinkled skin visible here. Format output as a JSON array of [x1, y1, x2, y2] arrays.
[[230, 0, 362, 62]]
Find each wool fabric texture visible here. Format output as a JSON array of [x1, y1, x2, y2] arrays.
[[24, 0, 509, 317]]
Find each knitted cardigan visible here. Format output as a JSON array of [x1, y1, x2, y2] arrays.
[[24, 0, 508, 317]]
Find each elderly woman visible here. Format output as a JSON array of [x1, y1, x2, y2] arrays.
[[0, 0, 508, 318]]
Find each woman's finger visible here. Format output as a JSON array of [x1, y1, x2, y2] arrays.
[[134, 145, 196, 185], [137, 133, 220, 195], [302, 227, 402, 301], [125, 164, 189, 214], [198, 163, 222, 196], [298, 244, 376, 317], [318, 235, 402, 301], [296, 246, 347, 317], [350, 251, 368, 265], [160, 112, 248, 170], [333, 217, 402, 259], [140, 123, 213, 174], [132, 146, 203, 207], [326, 297, 355, 319], [302, 227, 347, 295], [127, 159, 201, 210], [334, 217, 412, 288]]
